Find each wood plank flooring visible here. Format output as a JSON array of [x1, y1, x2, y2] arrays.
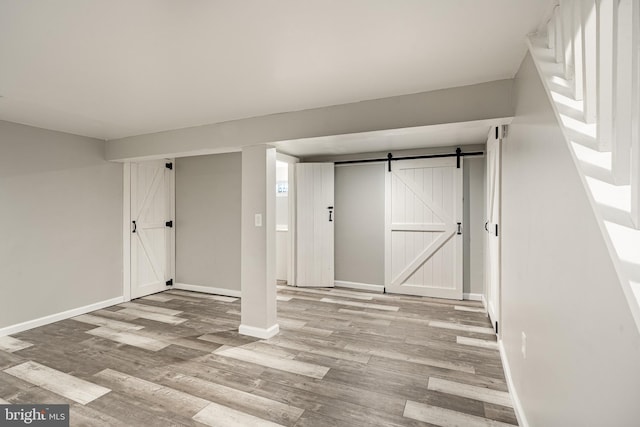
[[0, 287, 517, 426]]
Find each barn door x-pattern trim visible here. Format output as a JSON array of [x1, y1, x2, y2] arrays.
[[389, 168, 457, 288], [135, 167, 165, 283]]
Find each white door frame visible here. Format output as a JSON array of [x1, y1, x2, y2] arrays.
[[122, 159, 176, 302], [123, 163, 131, 301], [276, 152, 300, 286], [485, 126, 502, 335]]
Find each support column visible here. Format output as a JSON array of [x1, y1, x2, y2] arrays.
[[239, 144, 278, 339]]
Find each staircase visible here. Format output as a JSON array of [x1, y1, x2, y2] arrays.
[[528, 0, 640, 330]]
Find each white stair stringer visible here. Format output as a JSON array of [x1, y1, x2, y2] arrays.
[[528, 36, 640, 333]]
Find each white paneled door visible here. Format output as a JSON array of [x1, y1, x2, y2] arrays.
[[486, 129, 502, 333], [131, 160, 175, 299], [385, 157, 463, 299], [296, 163, 334, 287]]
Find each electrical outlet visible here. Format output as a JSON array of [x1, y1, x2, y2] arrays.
[[521, 332, 527, 359]]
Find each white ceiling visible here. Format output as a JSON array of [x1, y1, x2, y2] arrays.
[[0, 0, 552, 141]]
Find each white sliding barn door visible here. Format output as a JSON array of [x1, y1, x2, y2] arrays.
[[296, 163, 334, 287], [131, 160, 174, 299], [385, 157, 463, 299], [486, 129, 502, 333]]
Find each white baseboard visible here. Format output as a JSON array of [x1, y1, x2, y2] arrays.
[[498, 340, 529, 427], [239, 323, 280, 339], [335, 280, 384, 293], [463, 292, 483, 301], [173, 282, 241, 298], [0, 296, 124, 337], [481, 294, 488, 310]]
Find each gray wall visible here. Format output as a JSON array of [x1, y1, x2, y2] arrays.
[[503, 53, 640, 426], [175, 153, 241, 291], [463, 156, 485, 296], [334, 163, 386, 285], [0, 121, 122, 329], [326, 147, 485, 294]]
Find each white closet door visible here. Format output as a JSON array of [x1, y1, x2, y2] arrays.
[[486, 129, 502, 332], [296, 163, 334, 287], [385, 157, 463, 299], [131, 160, 173, 299]]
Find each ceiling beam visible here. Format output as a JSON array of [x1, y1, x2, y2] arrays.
[[105, 79, 514, 162]]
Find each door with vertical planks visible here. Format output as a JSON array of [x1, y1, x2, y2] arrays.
[[385, 157, 463, 299], [486, 128, 502, 332], [131, 160, 174, 299], [296, 163, 334, 287]]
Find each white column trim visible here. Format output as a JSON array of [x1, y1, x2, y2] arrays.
[[173, 283, 241, 298], [239, 324, 280, 340], [122, 163, 131, 302]]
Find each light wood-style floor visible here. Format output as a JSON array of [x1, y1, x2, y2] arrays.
[[0, 287, 517, 426]]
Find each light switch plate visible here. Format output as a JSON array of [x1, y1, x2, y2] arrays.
[[254, 214, 262, 227]]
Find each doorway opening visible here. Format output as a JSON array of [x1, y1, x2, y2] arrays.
[[276, 160, 289, 285]]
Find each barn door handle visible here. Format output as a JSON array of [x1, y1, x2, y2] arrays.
[[457, 222, 462, 235], [328, 206, 334, 222], [132, 220, 137, 233]]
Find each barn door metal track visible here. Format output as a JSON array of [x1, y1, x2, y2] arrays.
[[334, 147, 484, 171]]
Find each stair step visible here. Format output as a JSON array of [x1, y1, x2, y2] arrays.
[[572, 142, 611, 170], [584, 176, 632, 223], [572, 142, 618, 185]]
